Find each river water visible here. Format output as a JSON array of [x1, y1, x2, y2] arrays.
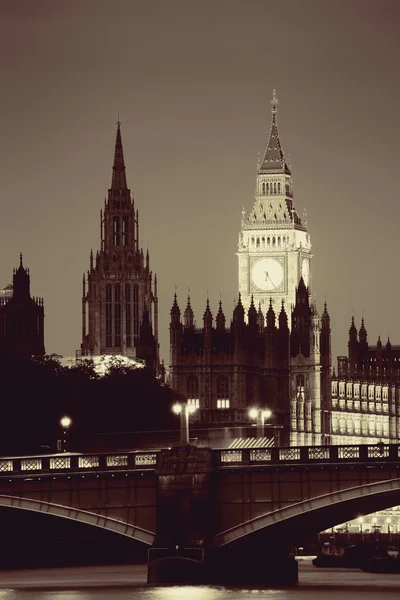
[[0, 560, 399, 600]]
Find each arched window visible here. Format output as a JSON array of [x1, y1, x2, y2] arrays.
[[113, 217, 120, 246], [274, 182, 277, 194], [122, 216, 129, 246], [256, 237, 260, 248], [278, 237, 281, 247], [187, 375, 200, 409], [278, 182, 281, 193], [251, 237, 255, 246], [217, 375, 229, 409], [133, 283, 139, 338], [106, 283, 112, 347], [262, 182, 265, 194], [114, 283, 121, 347], [261, 237, 265, 248], [112, 253, 117, 263], [125, 283, 131, 347], [272, 237, 276, 247], [127, 253, 132, 263], [266, 182, 269, 194], [267, 237, 270, 246]]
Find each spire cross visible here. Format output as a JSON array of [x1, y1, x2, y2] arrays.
[[271, 89, 279, 114], [117, 113, 121, 127]]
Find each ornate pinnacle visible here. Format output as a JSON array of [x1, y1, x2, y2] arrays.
[[271, 89, 278, 114]]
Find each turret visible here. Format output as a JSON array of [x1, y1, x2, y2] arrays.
[[290, 277, 311, 357], [216, 300, 226, 331], [13, 254, 30, 298], [247, 295, 258, 331], [358, 318, 368, 370], [184, 295, 194, 329], [320, 302, 331, 367], [256, 302, 265, 332], [348, 316, 358, 376]]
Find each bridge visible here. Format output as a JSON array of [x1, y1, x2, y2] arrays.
[[1, 443, 400, 584]]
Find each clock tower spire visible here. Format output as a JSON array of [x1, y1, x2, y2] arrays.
[[237, 91, 312, 323]]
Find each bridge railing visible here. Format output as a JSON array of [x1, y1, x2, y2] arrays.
[[214, 443, 400, 466], [0, 450, 159, 477]]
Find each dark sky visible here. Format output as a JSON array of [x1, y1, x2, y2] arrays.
[[0, 0, 399, 366]]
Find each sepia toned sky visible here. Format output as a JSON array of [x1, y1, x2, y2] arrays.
[[0, 0, 399, 367]]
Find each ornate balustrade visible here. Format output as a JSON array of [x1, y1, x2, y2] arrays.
[[0, 450, 158, 477], [0, 444, 399, 478], [215, 443, 400, 466]]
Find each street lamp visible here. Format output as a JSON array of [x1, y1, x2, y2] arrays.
[[172, 401, 197, 445], [249, 407, 272, 438], [59, 415, 72, 453]]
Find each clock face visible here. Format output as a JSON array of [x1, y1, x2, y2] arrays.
[[301, 258, 310, 287], [252, 257, 284, 292]]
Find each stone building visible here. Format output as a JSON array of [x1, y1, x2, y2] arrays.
[[0, 255, 45, 356], [81, 121, 159, 374], [169, 92, 331, 446], [169, 279, 331, 446], [330, 318, 400, 444]]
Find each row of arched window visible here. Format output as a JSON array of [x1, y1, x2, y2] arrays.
[[112, 253, 132, 263], [113, 216, 129, 247], [261, 182, 281, 195], [251, 235, 288, 248], [105, 282, 140, 348], [186, 375, 230, 409]]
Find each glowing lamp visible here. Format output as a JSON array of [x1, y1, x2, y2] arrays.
[[172, 403, 182, 415], [60, 416, 72, 429]]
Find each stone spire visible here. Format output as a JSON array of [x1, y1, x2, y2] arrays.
[[184, 294, 194, 329], [216, 300, 226, 330], [259, 90, 291, 175], [111, 119, 128, 191]]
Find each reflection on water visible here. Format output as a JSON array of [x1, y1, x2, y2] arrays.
[[0, 562, 399, 600]]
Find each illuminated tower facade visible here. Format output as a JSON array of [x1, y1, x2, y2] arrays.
[[81, 122, 159, 371], [237, 91, 312, 319]]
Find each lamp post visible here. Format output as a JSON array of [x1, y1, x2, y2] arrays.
[[172, 401, 197, 445], [60, 415, 72, 453], [249, 407, 272, 438]]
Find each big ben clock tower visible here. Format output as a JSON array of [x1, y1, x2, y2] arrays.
[[237, 91, 311, 320]]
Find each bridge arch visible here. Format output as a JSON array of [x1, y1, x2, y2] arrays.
[[0, 494, 155, 545], [216, 478, 400, 547]]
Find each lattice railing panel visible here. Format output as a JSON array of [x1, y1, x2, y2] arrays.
[[308, 447, 330, 460], [78, 456, 99, 469], [338, 447, 359, 459], [221, 450, 242, 463], [0, 460, 13, 472], [367, 446, 389, 459], [279, 448, 300, 461], [50, 457, 71, 470], [250, 449, 272, 462], [135, 453, 157, 466], [106, 455, 128, 467], [21, 459, 42, 471]]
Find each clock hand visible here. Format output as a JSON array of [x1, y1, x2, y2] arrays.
[[265, 271, 275, 288]]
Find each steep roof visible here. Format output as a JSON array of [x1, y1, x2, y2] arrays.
[[259, 90, 291, 175]]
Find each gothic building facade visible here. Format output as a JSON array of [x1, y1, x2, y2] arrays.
[[0, 255, 45, 356], [169, 93, 331, 446], [330, 319, 400, 444], [169, 280, 331, 446], [81, 122, 159, 373]]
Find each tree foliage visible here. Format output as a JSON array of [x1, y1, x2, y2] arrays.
[[0, 354, 177, 456]]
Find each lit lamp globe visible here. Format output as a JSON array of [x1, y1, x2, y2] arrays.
[[172, 403, 182, 415], [60, 416, 72, 429], [187, 403, 197, 415], [262, 409, 272, 420], [249, 408, 259, 420]]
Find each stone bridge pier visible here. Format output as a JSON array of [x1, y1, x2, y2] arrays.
[[148, 445, 298, 585]]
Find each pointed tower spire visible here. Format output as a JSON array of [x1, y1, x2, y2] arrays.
[[184, 293, 194, 329], [257, 302, 265, 331], [259, 90, 291, 174], [111, 119, 128, 191], [214, 298, 225, 329]]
